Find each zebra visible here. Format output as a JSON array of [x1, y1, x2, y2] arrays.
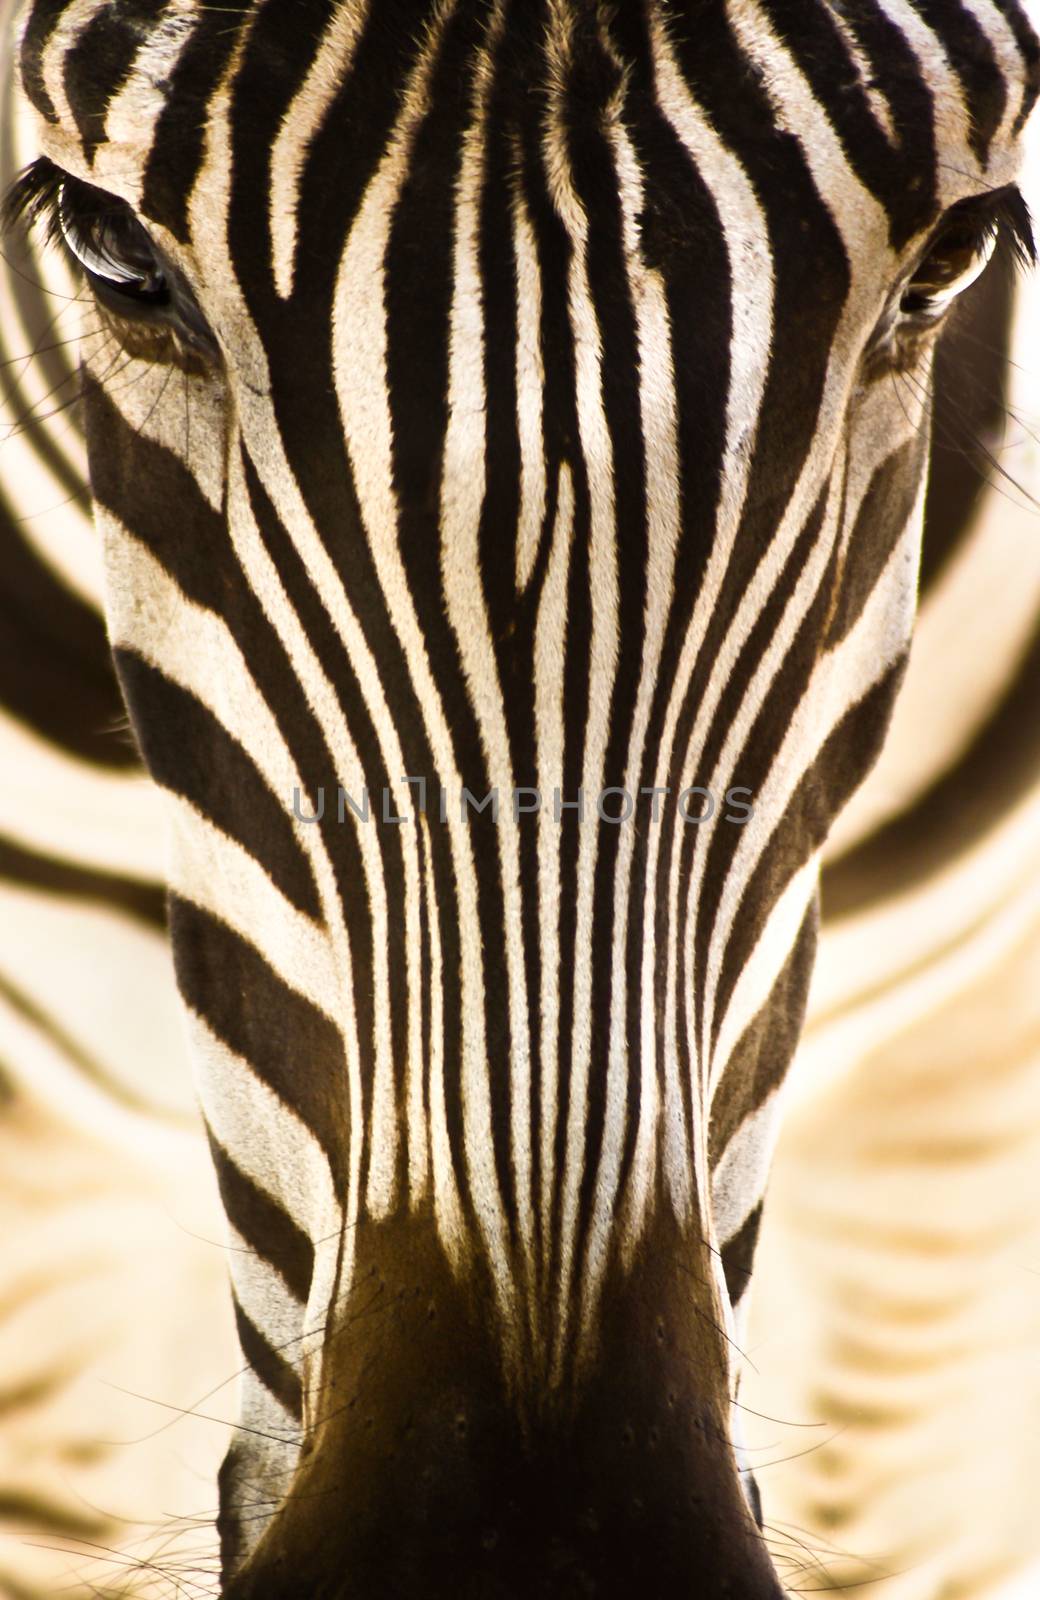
[[2, 0, 1040, 1595]]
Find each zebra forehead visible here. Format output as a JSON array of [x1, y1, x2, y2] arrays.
[[19, 0, 203, 128], [19, 0, 1040, 187]]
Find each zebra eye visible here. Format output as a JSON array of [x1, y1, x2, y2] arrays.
[[900, 186, 1035, 321], [57, 173, 168, 306], [900, 220, 997, 319], [2, 157, 217, 360]]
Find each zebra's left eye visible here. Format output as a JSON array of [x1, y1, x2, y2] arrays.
[[900, 186, 1035, 322], [2, 157, 217, 360], [901, 220, 997, 318]]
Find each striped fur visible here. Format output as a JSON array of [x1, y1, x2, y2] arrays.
[[743, 112, 1040, 1599], [0, 12, 235, 1596], [1, 0, 1039, 1594]]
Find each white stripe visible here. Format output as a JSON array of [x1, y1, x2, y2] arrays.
[[705, 506, 922, 1096], [582, 106, 680, 1333], [196, 87, 428, 1223], [163, 792, 337, 1022], [0, 702, 166, 880], [711, 1088, 783, 1248], [711, 857, 820, 1097], [421, 815, 465, 1255], [441, 1, 536, 1286], [270, 1, 370, 298], [331, 0, 514, 1326], [226, 1222, 306, 1358], [645, 13, 775, 1250], [513, 174, 548, 593], [184, 1008, 342, 1374], [100, 0, 201, 197], [534, 464, 574, 1279], [544, 24, 622, 1374]]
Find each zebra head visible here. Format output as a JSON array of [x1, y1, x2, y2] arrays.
[[12, 2, 1039, 1595]]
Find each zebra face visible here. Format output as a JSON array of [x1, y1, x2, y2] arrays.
[[14, 1, 1039, 1594]]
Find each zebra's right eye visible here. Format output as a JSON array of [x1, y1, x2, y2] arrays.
[[57, 173, 169, 308]]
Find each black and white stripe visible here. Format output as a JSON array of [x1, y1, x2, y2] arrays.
[[2, 1, 1039, 1595]]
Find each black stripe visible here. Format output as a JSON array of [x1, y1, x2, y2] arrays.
[[232, 1293, 303, 1422], [209, 1134, 314, 1306], [513, 60, 593, 1295], [558, 16, 652, 1281], [169, 896, 345, 1177], [721, 1201, 763, 1308], [759, 0, 937, 248], [0, 832, 165, 928], [115, 650, 322, 922], [823, 608, 1040, 916], [908, 0, 1005, 164], [139, 3, 254, 239], [381, 2, 516, 1232], [474, 31, 548, 1265], [709, 904, 818, 1166], [824, 436, 925, 648], [18, 0, 67, 123], [82, 377, 228, 608], [0, 498, 138, 769], [63, 1, 173, 163], [714, 666, 905, 1042], [607, 6, 734, 1218], [987, 0, 1040, 133]]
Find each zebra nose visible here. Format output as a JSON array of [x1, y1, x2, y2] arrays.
[[223, 1412, 782, 1599], [220, 1211, 785, 1599]]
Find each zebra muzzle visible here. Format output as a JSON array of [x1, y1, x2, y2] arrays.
[[218, 1207, 784, 1600]]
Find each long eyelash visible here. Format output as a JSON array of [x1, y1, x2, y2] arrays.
[[1, 155, 65, 246], [993, 184, 1036, 271], [6, 149, 1033, 364], [7, 154, 1036, 272]]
